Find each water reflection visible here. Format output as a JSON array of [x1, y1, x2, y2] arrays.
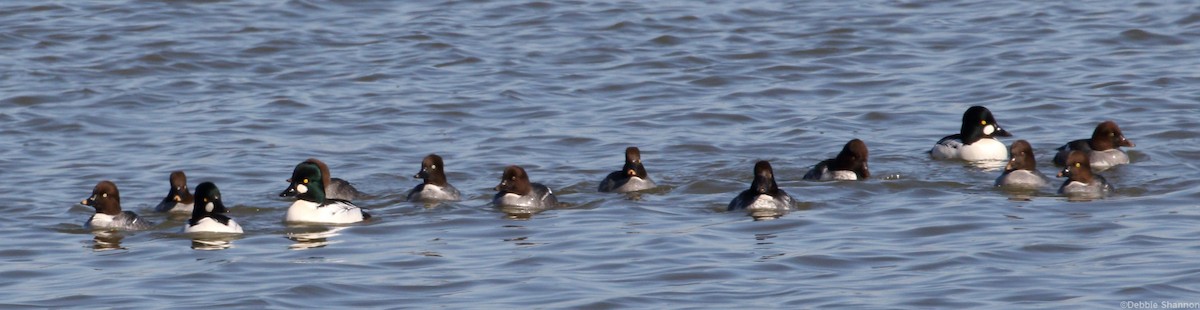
[[285, 226, 348, 250], [188, 233, 242, 251], [91, 230, 125, 251], [749, 209, 786, 221], [497, 205, 537, 220], [965, 160, 1006, 171]]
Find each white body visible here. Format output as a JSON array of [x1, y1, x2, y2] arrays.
[[599, 175, 657, 193], [183, 217, 244, 234], [86, 212, 150, 230], [285, 200, 366, 224], [156, 202, 193, 213], [995, 170, 1051, 189], [1088, 149, 1130, 172], [931, 138, 1009, 161], [1059, 180, 1111, 198], [408, 184, 462, 202], [745, 194, 792, 212], [493, 186, 557, 211], [817, 169, 859, 181]]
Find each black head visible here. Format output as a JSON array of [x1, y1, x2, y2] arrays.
[[192, 181, 229, 215], [414, 154, 449, 186], [960, 106, 1011, 144], [494, 165, 532, 196], [166, 170, 193, 204], [280, 161, 326, 204], [750, 160, 780, 195], [1057, 150, 1094, 183], [1090, 121, 1134, 151], [832, 139, 870, 179], [1005, 140, 1037, 172], [622, 147, 649, 179], [81, 180, 121, 215]]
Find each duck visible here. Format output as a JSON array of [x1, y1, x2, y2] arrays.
[[79, 181, 152, 230], [599, 146, 657, 192], [1057, 150, 1113, 198], [406, 154, 462, 202], [154, 171, 194, 213], [492, 165, 558, 211], [728, 161, 795, 212], [994, 140, 1052, 189], [930, 106, 1012, 161], [803, 139, 870, 181], [1053, 120, 1134, 172], [288, 158, 360, 201], [280, 160, 370, 224], [183, 182, 243, 234]]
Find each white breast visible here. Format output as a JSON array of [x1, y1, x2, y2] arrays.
[[86, 213, 116, 229], [1088, 149, 1130, 172], [285, 200, 365, 224], [183, 217, 244, 234], [823, 170, 859, 181], [959, 138, 1009, 161]]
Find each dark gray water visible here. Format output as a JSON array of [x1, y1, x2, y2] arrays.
[[3, 0, 1199, 308]]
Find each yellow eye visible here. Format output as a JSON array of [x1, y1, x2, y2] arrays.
[[203, 198, 208, 203], [980, 120, 987, 125], [302, 179, 309, 184], [1075, 163, 1081, 168]]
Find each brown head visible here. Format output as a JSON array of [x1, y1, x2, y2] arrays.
[[623, 147, 649, 179], [494, 165, 533, 196], [168, 170, 193, 203], [414, 154, 450, 186], [1089, 121, 1134, 151], [1005, 140, 1038, 172], [1057, 151, 1094, 183], [831, 139, 870, 179], [81, 180, 122, 215]]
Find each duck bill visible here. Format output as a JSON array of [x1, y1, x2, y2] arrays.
[[995, 128, 1012, 137], [414, 170, 429, 179], [1120, 138, 1134, 147], [279, 182, 299, 197]]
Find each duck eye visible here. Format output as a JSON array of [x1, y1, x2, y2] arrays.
[[101, 193, 108, 198], [1075, 163, 1081, 168], [302, 179, 309, 184], [980, 120, 987, 125], [431, 165, 437, 170]]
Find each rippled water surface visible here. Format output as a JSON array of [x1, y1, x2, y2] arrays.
[[3, 0, 1200, 308]]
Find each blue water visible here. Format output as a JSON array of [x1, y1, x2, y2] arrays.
[[2, 0, 1199, 308]]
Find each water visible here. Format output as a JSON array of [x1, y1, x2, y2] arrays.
[[2, 0, 1199, 308]]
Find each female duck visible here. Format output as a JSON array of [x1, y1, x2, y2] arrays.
[[995, 140, 1052, 189], [406, 154, 462, 202], [728, 161, 795, 212], [493, 165, 558, 211], [1053, 120, 1134, 172], [1057, 151, 1113, 198], [803, 139, 870, 181], [79, 181, 152, 230], [154, 171, 194, 213], [599, 146, 657, 192]]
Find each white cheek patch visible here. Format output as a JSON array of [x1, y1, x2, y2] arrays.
[[297, 184, 308, 194], [205, 202, 215, 213], [983, 125, 996, 135]]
